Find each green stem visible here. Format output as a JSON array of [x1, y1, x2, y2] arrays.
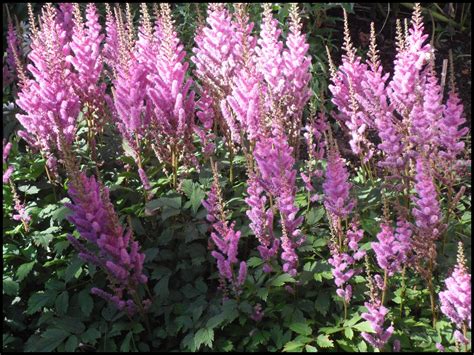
[[381, 269, 388, 306], [441, 184, 453, 255], [343, 300, 348, 320], [399, 265, 406, 317]]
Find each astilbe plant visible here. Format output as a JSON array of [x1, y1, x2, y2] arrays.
[[66, 172, 149, 315], [15, 3, 81, 174], [439, 242, 471, 348], [203, 162, 247, 298], [361, 258, 394, 351], [253, 121, 304, 277], [147, 3, 197, 183]]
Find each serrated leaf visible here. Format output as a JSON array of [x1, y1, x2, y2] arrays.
[[17, 261, 36, 281], [305, 344, 318, 352], [283, 340, 304, 352], [306, 207, 325, 225], [314, 292, 330, 316], [18, 184, 40, 195], [55, 291, 69, 315], [316, 334, 334, 348], [247, 256, 264, 268], [81, 328, 101, 344], [53, 316, 86, 334], [3, 278, 19, 296], [145, 196, 181, 211], [35, 328, 70, 352], [289, 322, 312, 336], [78, 289, 93, 316], [27, 292, 54, 314], [190, 185, 205, 214], [64, 257, 84, 282], [194, 328, 214, 350], [270, 273, 295, 287], [353, 321, 375, 333], [32, 232, 54, 249], [207, 314, 225, 329], [65, 335, 78, 352], [344, 327, 354, 339]]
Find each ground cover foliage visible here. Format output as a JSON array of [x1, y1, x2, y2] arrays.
[[2, 3, 471, 352]]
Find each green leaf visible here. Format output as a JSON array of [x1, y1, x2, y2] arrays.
[[289, 322, 312, 336], [305, 344, 318, 352], [27, 292, 54, 314], [283, 340, 304, 352], [64, 257, 84, 282], [3, 278, 19, 296], [306, 207, 325, 225], [353, 321, 375, 333], [16, 261, 36, 281], [18, 184, 40, 195], [53, 316, 86, 334], [194, 328, 214, 350], [55, 291, 69, 315], [65, 335, 78, 352], [314, 292, 330, 316], [316, 334, 334, 348], [257, 288, 269, 301], [207, 314, 225, 329], [81, 328, 101, 344], [154, 275, 170, 298], [35, 328, 70, 352], [190, 185, 205, 214], [270, 273, 296, 287], [78, 289, 93, 316], [360, 218, 379, 237], [344, 327, 354, 340], [247, 256, 264, 268], [145, 196, 181, 211], [120, 332, 133, 352]]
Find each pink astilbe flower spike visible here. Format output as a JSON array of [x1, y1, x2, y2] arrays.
[[67, 4, 107, 115], [192, 4, 239, 93], [302, 111, 328, 199], [66, 173, 148, 315], [245, 172, 279, 272], [323, 145, 355, 219], [103, 4, 119, 72], [57, 3, 75, 45], [361, 265, 394, 351], [372, 219, 411, 277], [283, 3, 312, 129], [5, 21, 21, 87], [203, 164, 247, 297], [254, 123, 304, 276], [15, 4, 80, 173], [438, 79, 469, 169], [439, 242, 471, 342], [388, 3, 431, 113], [328, 10, 369, 127], [255, 3, 286, 109], [147, 3, 196, 169]]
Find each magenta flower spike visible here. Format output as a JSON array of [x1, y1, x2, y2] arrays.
[[15, 4, 80, 172], [372, 219, 411, 276], [361, 298, 394, 351], [411, 158, 442, 240], [147, 4, 196, 169], [67, 4, 107, 113], [255, 4, 286, 108], [388, 4, 431, 112], [438, 87, 469, 164], [439, 242, 471, 344], [66, 173, 148, 314], [103, 4, 119, 71], [323, 147, 355, 219], [283, 3, 312, 122], [254, 126, 304, 276], [191, 4, 239, 92], [203, 168, 247, 296]]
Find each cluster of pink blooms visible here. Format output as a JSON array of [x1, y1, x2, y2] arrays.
[[66, 173, 148, 314], [3, 140, 14, 184], [361, 278, 394, 351], [328, 221, 365, 303], [202, 171, 247, 297], [372, 218, 412, 276], [15, 4, 81, 173], [439, 242, 471, 346]]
